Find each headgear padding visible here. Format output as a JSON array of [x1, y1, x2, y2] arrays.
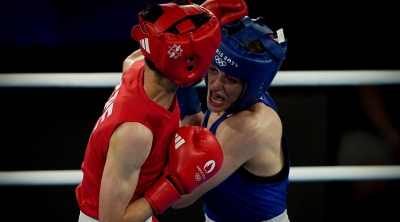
[[213, 16, 287, 113], [131, 1, 221, 87]]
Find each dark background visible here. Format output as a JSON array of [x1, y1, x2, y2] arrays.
[[2, 0, 400, 73], [1, 0, 399, 221]]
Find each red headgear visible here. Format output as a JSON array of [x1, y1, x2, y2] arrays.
[[131, 1, 221, 87]]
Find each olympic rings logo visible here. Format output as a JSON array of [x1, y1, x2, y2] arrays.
[[195, 173, 202, 181], [214, 55, 226, 66]]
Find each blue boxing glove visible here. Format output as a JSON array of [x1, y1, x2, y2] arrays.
[[176, 86, 202, 120]]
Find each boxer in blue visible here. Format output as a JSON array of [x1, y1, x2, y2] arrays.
[[173, 1, 290, 220]]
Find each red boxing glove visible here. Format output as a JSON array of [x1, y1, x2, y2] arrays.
[[201, 0, 249, 25], [144, 126, 223, 214]]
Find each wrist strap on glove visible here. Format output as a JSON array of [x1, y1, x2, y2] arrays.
[[144, 177, 182, 215]]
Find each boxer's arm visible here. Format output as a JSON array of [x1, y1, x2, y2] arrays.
[[99, 122, 154, 221], [177, 86, 204, 126], [171, 141, 239, 209], [181, 112, 204, 126], [172, 109, 281, 209]]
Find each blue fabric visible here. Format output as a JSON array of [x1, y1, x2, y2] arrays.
[[176, 86, 201, 119], [202, 92, 290, 221], [213, 16, 287, 114]]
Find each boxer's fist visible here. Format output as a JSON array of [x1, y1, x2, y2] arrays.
[[144, 126, 223, 214], [167, 126, 223, 193], [201, 0, 249, 25]]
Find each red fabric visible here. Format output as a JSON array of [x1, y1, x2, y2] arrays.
[[167, 126, 223, 193], [144, 126, 223, 214], [201, 0, 249, 25], [131, 2, 221, 87], [75, 60, 180, 219]]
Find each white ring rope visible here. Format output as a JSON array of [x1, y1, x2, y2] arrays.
[[1, 70, 400, 87], [1, 71, 399, 185], [0, 166, 399, 186]]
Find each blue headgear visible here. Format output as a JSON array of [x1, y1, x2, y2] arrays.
[[212, 16, 287, 114]]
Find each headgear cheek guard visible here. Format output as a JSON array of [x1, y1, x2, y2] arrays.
[[213, 16, 287, 113], [131, 2, 221, 87]]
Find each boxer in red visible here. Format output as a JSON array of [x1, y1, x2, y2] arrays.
[[75, 1, 223, 221]]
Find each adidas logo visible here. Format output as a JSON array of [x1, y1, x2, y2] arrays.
[[174, 133, 185, 149], [140, 38, 150, 54]]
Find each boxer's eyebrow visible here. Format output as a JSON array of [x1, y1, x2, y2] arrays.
[[211, 64, 219, 73]]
